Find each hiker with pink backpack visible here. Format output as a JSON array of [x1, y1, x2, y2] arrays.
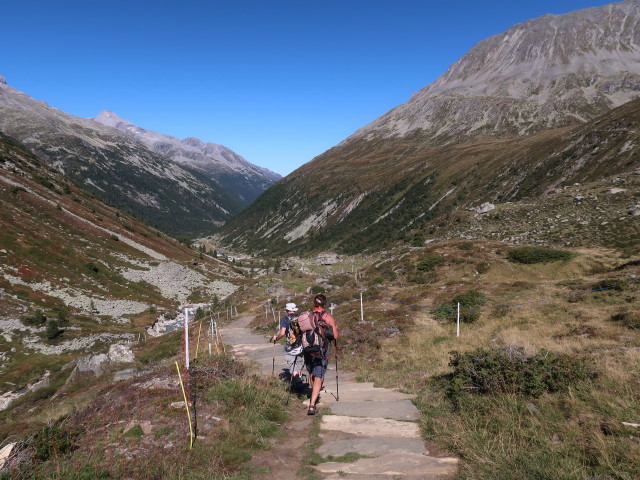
[[298, 294, 339, 415]]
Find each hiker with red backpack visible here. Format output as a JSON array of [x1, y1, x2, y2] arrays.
[[298, 294, 338, 415], [271, 303, 304, 388]]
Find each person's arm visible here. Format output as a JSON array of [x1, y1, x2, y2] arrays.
[[326, 314, 338, 340], [271, 326, 287, 342]]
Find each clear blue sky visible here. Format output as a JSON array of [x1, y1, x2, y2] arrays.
[[4, 0, 612, 176]]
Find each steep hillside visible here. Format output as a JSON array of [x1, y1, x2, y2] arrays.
[[0, 131, 243, 391], [217, 1, 640, 254], [92, 110, 281, 207], [218, 97, 640, 254], [0, 79, 244, 237], [351, 0, 640, 143]]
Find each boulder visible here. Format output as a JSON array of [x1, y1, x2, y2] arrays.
[[317, 253, 340, 265], [627, 205, 640, 216], [606, 187, 626, 194], [67, 353, 108, 383], [0, 443, 16, 471], [472, 202, 495, 214], [265, 283, 290, 297], [108, 343, 135, 363]]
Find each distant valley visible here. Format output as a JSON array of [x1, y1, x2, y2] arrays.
[[216, 0, 640, 255], [0, 78, 280, 237]]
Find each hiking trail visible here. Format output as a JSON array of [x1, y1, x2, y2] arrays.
[[222, 315, 459, 479]]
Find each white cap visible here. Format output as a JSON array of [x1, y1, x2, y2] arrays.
[[285, 302, 298, 312]]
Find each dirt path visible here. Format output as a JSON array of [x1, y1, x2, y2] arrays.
[[222, 316, 458, 479]]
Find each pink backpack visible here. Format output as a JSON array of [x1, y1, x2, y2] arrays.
[[298, 310, 334, 357]]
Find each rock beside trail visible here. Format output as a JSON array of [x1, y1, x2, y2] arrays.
[[108, 343, 135, 363], [68, 344, 135, 383]]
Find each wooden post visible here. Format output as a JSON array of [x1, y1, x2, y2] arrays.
[[456, 302, 460, 337], [360, 293, 364, 323]]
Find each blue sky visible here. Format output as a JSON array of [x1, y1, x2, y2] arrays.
[[4, 0, 612, 175]]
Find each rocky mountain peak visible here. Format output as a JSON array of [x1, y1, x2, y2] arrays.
[[0, 75, 6, 85], [349, 0, 640, 144]]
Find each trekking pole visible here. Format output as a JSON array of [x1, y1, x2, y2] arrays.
[[335, 339, 339, 401], [272, 338, 276, 376]]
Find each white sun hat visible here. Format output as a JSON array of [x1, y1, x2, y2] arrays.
[[285, 302, 298, 312]]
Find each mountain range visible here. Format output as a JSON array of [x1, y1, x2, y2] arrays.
[[0, 79, 280, 237], [92, 110, 280, 207], [216, 0, 640, 254]]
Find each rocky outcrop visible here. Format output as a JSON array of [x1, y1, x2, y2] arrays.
[[471, 202, 496, 214], [108, 343, 135, 364]]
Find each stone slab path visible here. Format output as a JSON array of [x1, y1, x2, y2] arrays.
[[223, 316, 458, 479]]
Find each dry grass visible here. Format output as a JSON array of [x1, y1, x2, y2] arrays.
[[328, 242, 640, 478]]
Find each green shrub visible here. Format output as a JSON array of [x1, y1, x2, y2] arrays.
[[22, 309, 47, 326], [592, 278, 628, 291], [416, 255, 445, 272], [448, 347, 596, 406], [506, 246, 575, 264], [32, 420, 80, 462], [123, 424, 144, 438], [408, 273, 436, 284], [434, 290, 488, 323], [84, 262, 99, 273], [476, 261, 490, 274], [45, 319, 62, 340], [610, 311, 640, 329]]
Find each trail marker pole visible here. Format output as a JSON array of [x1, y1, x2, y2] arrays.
[[360, 293, 364, 323], [456, 302, 460, 337], [184, 308, 190, 370], [195, 321, 202, 360], [334, 339, 340, 401]]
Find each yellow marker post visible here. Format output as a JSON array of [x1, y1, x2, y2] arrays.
[[195, 321, 202, 359], [175, 361, 194, 449]]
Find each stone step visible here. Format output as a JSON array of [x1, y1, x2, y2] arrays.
[[320, 415, 421, 439], [321, 386, 415, 403], [318, 437, 427, 458], [328, 399, 419, 420], [314, 452, 458, 477]]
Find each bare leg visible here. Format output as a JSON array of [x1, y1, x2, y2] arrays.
[[310, 374, 323, 407]]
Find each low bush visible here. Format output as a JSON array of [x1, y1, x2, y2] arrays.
[[506, 246, 575, 264], [434, 290, 488, 323], [22, 309, 47, 326], [416, 255, 445, 272], [610, 311, 640, 329], [31, 420, 81, 462], [447, 346, 596, 406], [592, 278, 628, 291], [45, 319, 63, 340], [476, 261, 490, 274]]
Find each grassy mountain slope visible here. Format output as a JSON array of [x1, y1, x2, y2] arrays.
[[0, 83, 240, 237], [0, 131, 244, 392], [218, 97, 640, 255]]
